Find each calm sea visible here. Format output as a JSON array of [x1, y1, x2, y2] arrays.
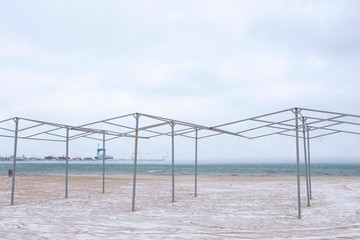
[[0, 161, 359, 176]]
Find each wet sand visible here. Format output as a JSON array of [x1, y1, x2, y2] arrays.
[[0, 175, 359, 239]]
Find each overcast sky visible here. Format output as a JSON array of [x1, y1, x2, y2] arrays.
[[1, 1, 360, 162]]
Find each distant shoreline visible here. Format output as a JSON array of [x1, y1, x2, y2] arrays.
[[1, 162, 359, 177]]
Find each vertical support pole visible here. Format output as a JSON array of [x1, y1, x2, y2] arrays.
[[132, 113, 140, 211], [171, 122, 175, 203], [294, 108, 301, 219], [65, 126, 69, 199], [195, 128, 198, 197], [302, 119, 310, 207], [306, 127, 312, 199], [102, 132, 106, 194], [10, 117, 19, 205]]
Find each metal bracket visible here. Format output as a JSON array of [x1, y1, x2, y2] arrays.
[[133, 113, 141, 119], [291, 108, 302, 115]]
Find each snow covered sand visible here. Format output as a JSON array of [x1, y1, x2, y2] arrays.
[[0, 175, 359, 239]]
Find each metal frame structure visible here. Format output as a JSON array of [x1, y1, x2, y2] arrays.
[[1, 107, 360, 219]]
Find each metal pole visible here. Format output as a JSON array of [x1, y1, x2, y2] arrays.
[[65, 127, 69, 198], [132, 114, 140, 211], [171, 122, 175, 203], [195, 128, 198, 197], [307, 127, 312, 199], [302, 119, 310, 207], [294, 108, 301, 219], [10, 117, 19, 205], [102, 132, 106, 194]]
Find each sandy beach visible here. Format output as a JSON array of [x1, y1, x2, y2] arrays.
[[0, 174, 359, 239]]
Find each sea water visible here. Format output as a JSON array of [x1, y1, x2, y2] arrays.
[[0, 161, 359, 176]]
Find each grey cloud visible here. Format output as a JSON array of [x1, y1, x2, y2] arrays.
[[248, 5, 360, 56]]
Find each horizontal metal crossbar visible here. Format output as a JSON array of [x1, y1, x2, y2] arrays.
[[308, 125, 360, 136], [309, 131, 340, 139], [213, 108, 294, 128], [18, 123, 45, 132], [69, 132, 96, 141], [301, 108, 360, 119], [248, 127, 296, 139], [0, 118, 15, 124], [19, 136, 65, 142], [139, 113, 248, 138], [1, 107, 360, 144], [102, 121, 134, 131], [306, 116, 360, 127], [236, 118, 294, 134], [78, 113, 136, 128], [0, 126, 14, 133]]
